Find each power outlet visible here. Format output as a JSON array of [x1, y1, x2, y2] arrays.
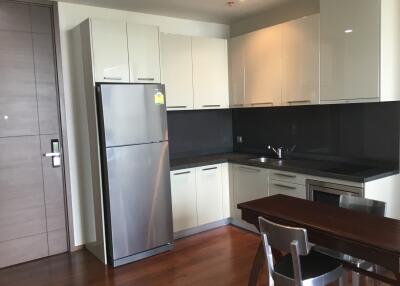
[[236, 136, 243, 144]]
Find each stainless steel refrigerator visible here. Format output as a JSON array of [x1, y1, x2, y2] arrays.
[[96, 83, 173, 267]]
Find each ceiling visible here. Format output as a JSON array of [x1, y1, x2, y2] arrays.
[[56, 0, 295, 24]]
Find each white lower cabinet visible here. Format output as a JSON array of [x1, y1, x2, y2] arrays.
[[232, 164, 268, 219], [170, 168, 197, 232], [170, 163, 225, 234], [269, 179, 306, 199], [195, 165, 223, 225]]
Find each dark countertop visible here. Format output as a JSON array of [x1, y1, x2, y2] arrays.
[[170, 152, 399, 183]]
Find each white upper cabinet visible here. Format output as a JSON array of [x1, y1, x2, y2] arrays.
[[320, 0, 380, 102], [90, 19, 130, 83], [127, 23, 161, 83], [244, 25, 282, 107], [195, 165, 223, 226], [282, 14, 320, 106], [192, 37, 229, 109], [228, 36, 246, 108], [160, 33, 194, 110]]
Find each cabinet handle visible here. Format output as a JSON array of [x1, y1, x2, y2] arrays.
[[104, 76, 122, 80], [137, 77, 155, 81], [287, 100, 311, 104], [274, 173, 296, 179], [167, 106, 187, 109], [239, 166, 261, 173], [273, 183, 296, 190], [251, 102, 273, 106], [202, 105, 221, 108], [173, 171, 191, 176], [202, 167, 218, 171]]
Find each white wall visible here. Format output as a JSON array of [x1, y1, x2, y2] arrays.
[[57, 2, 229, 247], [230, 0, 319, 37]]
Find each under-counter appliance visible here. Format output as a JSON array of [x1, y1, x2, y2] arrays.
[[306, 180, 363, 206], [96, 83, 173, 267]]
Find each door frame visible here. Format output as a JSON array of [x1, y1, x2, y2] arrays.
[[12, 0, 76, 251]]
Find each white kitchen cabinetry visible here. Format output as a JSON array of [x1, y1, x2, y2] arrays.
[[232, 165, 268, 219], [228, 35, 246, 108], [244, 25, 282, 107], [269, 180, 306, 199], [195, 165, 223, 225], [170, 168, 197, 232], [90, 19, 130, 83], [127, 23, 161, 83], [320, 0, 400, 103], [282, 14, 320, 106], [160, 33, 193, 110], [192, 37, 229, 109]]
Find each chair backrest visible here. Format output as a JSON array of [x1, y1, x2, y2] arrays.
[[258, 217, 312, 285], [339, 195, 386, 217], [258, 217, 311, 256]]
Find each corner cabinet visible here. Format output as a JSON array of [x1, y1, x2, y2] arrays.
[[127, 23, 161, 83], [282, 14, 320, 106], [228, 36, 245, 108], [90, 19, 130, 83], [320, 0, 400, 103], [244, 25, 282, 107], [231, 165, 268, 219], [160, 33, 194, 110], [192, 37, 229, 109]]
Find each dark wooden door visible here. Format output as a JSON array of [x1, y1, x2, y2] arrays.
[[0, 1, 68, 268]]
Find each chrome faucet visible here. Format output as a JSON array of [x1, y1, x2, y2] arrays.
[[268, 145, 284, 159]]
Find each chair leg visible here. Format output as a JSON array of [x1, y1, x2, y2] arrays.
[[351, 271, 360, 286], [339, 271, 347, 286]]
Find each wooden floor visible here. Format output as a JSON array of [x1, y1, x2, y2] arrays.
[[0, 226, 388, 286]]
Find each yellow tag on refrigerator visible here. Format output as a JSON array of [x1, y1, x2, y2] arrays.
[[154, 92, 165, 105]]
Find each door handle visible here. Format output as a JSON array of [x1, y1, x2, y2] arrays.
[[273, 183, 296, 190], [44, 152, 60, 157], [137, 77, 155, 81], [44, 139, 61, 168]]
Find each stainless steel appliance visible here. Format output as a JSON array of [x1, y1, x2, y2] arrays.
[[96, 83, 173, 267], [306, 180, 363, 206]]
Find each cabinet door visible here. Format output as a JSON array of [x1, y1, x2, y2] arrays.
[[320, 0, 380, 102], [170, 168, 197, 232], [127, 23, 161, 83], [232, 165, 268, 219], [269, 180, 306, 199], [90, 19, 129, 83], [245, 25, 282, 107], [192, 37, 229, 109], [282, 14, 320, 106], [160, 33, 193, 110], [228, 36, 245, 108], [196, 165, 223, 225]]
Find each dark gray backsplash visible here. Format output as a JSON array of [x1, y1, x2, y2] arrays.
[[167, 109, 233, 159], [232, 102, 400, 167]]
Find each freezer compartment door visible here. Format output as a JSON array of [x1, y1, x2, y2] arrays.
[[99, 84, 168, 147], [105, 141, 173, 260]]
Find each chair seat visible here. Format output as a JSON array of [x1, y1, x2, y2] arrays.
[[275, 250, 342, 280]]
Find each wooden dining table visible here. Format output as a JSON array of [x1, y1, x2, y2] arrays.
[[237, 195, 400, 286]]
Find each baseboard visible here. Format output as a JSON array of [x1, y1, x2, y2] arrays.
[[229, 218, 259, 234], [174, 218, 230, 240], [70, 244, 85, 252]]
